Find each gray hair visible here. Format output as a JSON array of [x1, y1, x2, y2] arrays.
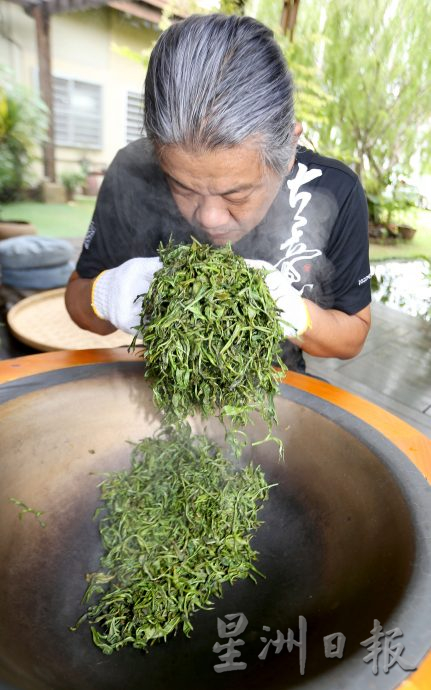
[[144, 14, 296, 175]]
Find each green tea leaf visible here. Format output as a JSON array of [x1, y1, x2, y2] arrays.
[[78, 426, 271, 654]]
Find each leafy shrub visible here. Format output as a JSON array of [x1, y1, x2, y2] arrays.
[[0, 68, 48, 202]]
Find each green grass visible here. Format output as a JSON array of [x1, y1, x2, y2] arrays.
[[369, 208, 431, 262], [1, 197, 95, 238]]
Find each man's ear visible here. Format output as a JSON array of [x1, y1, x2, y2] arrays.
[[293, 121, 303, 144], [286, 122, 303, 173]]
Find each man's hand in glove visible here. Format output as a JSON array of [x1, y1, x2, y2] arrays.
[[91, 257, 162, 333], [244, 258, 371, 358], [245, 259, 311, 338]]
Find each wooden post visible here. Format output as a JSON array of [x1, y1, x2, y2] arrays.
[[33, 2, 56, 182], [281, 0, 301, 41]]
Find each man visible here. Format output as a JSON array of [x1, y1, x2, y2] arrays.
[[66, 13, 371, 373]]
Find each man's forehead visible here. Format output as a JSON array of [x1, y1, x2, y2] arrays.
[[157, 143, 270, 194]]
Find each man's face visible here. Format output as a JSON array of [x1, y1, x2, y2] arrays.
[[158, 142, 284, 246]]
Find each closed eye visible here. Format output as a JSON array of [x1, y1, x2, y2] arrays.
[[224, 192, 253, 204], [170, 181, 195, 196]]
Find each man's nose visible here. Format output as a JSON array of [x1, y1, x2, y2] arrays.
[[194, 196, 230, 229]]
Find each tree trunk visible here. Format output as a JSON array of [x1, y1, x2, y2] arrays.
[[33, 2, 56, 183], [281, 0, 301, 41]]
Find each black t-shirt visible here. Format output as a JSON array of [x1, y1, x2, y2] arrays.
[[77, 138, 371, 372]]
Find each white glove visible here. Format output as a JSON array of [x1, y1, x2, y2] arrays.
[[245, 259, 311, 338], [91, 257, 162, 334]]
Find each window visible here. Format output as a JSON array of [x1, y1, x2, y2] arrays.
[[53, 77, 102, 148], [126, 90, 144, 144]]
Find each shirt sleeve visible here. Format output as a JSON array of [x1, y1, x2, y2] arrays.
[[76, 152, 135, 279], [325, 177, 371, 315]]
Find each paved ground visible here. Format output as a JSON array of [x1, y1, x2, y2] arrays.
[[305, 301, 431, 439]]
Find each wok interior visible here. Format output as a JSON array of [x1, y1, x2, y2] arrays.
[[0, 365, 423, 690]]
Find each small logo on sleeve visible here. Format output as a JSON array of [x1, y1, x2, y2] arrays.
[[83, 220, 96, 250], [358, 273, 371, 286]]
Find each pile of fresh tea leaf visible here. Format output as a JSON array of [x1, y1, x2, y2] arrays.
[[131, 239, 287, 429], [75, 426, 271, 653], [77, 239, 283, 654]]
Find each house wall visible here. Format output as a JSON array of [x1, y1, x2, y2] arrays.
[[0, 1, 157, 178], [0, 2, 38, 88]]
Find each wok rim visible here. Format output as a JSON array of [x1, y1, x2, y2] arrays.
[[0, 347, 430, 690]]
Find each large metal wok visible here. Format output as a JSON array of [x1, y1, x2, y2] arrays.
[[0, 350, 430, 690]]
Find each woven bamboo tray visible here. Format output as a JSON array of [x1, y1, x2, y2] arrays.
[[6, 288, 132, 352]]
